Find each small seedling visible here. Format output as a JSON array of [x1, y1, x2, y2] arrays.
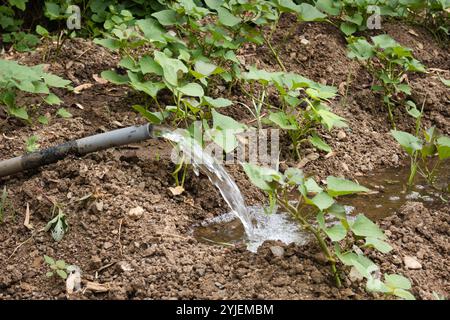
[[44, 204, 69, 242], [44, 255, 68, 279], [391, 127, 450, 187], [347, 35, 425, 128], [25, 135, 40, 153]]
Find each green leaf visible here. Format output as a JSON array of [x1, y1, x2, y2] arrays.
[[46, 271, 54, 277], [25, 135, 39, 153], [315, 0, 341, 15], [118, 57, 138, 72], [304, 178, 322, 194], [38, 115, 49, 125], [328, 203, 346, 219], [136, 18, 166, 43], [139, 56, 163, 76], [8, 107, 29, 120], [56, 269, 68, 279], [298, 3, 327, 21], [217, 7, 242, 27], [316, 109, 347, 130], [439, 77, 450, 87], [340, 22, 357, 36], [347, 39, 374, 60], [436, 136, 450, 160], [393, 288, 416, 300], [9, 0, 27, 10], [178, 83, 204, 97], [93, 38, 121, 51], [325, 223, 347, 242], [311, 192, 335, 211], [154, 51, 188, 87], [152, 9, 178, 26], [194, 60, 219, 77], [44, 255, 55, 265], [372, 34, 398, 49], [212, 109, 246, 132], [309, 134, 332, 152], [55, 260, 66, 269], [36, 25, 49, 37], [396, 83, 411, 95], [390, 130, 422, 156], [44, 2, 62, 19], [405, 101, 421, 119], [100, 70, 129, 85], [350, 214, 385, 239], [385, 274, 412, 290], [56, 108, 72, 118], [132, 105, 164, 124], [51, 218, 66, 241], [364, 237, 393, 253], [242, 163, 281, 192], [130, 80, 165, 98], [285, 168, 304, 185], [326, 176, 370, 197], [205, 0, 223, 9], [44, 93, 62, 105], [268, 112, 297, 130], [203, 96, 232, 108]]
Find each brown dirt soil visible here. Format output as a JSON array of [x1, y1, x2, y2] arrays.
[[0, 17, 449, 300]]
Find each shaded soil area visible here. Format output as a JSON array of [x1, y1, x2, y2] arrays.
[[0, 17, 449, 299]]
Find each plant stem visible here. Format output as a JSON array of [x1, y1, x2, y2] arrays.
[[277, 197, 341, 287], [408, 155, 418, 187], [263, 34, 286, 72]]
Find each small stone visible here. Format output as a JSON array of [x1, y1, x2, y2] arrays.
[[127, 206, 144, 220], [391, 154, 399, 164], [196, 268, 206, 277], [341, 162, 350, 172], [103, 242, 114, 250], [342, 288, 355, 297], [306, 153, 319, 161], [90, 256, 102, 269], [404, 256, 422, 269], [89, 201, 104, 214], [270, 246, 285, 258], [215, 282, 224, 289], [349, 267, 364, 281], [116, 261, 133, 273], [337, 130, 347, 141]]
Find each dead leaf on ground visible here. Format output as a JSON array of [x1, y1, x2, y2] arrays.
[[73, 83, 93, 94], [85, 281, 110, 293], [169, 186, 184, 196], [93, 74, 108, 84], [24, 203, 33, 230], [408, 29, 419, 37]]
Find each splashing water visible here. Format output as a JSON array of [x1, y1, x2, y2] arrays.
[[193, 206, 309, 252], [160, 129, 255, 237]]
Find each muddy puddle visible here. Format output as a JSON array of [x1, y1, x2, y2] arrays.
[[193, 161, 449, 250]]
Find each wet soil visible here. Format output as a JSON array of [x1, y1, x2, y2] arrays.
[[0, 16, 449, 299]]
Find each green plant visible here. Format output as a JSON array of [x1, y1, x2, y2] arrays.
[[391, 127, 450, 187], [347, 34, 425, 128], [241, 67, 346, 158], [0, 59, 71, 123], [25, 135, 40, 153], [242, 162, 414, 299], [44, 203, 69, 242], [44, 255, 68, 279]]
